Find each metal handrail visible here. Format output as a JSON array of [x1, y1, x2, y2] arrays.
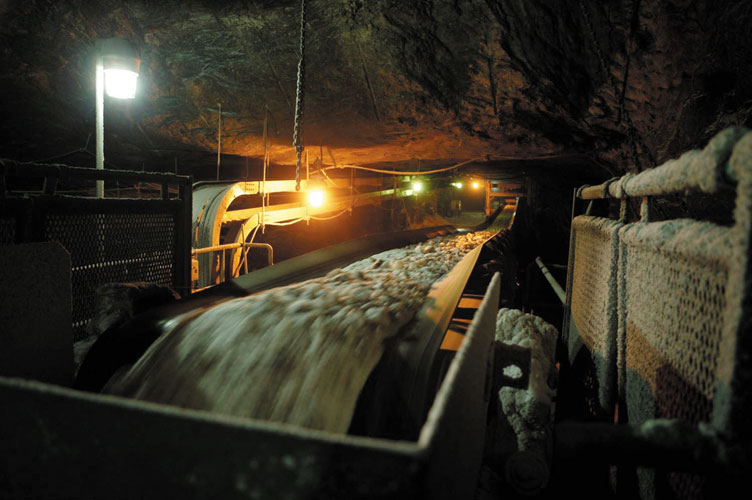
[[575, 127, 748, 201], [0, 158, 191, 185], [192, 242, 274, 288]]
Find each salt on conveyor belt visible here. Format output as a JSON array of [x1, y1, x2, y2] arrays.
[[105, 231, 493, 433]]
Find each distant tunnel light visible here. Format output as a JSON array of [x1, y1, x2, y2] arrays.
[[104, 69, 139, 99], [472, 181, 481, 190], [412, 181, 423, 193], [308, 189, 325, 208], [453, 181, 463, 188]]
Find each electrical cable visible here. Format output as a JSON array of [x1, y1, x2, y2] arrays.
[[315, 152, 603, 178], [320, 156, 483, 176], [233, 221, 261, 277], [20, 134, 92, 164], [309, 208, 351, 221], [265, 217, 307, 227]]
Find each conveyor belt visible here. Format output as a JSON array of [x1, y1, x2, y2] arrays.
[[4, 218, 508, 499], [350, 235, 500, 439], [75, 225, 457, 393], [75, 221, 509, 439]]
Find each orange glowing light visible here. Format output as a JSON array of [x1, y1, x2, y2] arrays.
[[472, 181, 480, 189], [308, 190, 325, 208]]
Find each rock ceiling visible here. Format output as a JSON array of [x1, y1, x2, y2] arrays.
[[0, 0, 750, 180]]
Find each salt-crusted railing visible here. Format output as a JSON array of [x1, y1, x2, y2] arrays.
[[560, 127, 752, 497], [563, 215, 622, 414]]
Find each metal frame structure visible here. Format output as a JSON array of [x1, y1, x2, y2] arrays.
[[192, 177, 414, 288], [557, 127, 752, 494], [484, 180, 524, 216], [1, 223, 501, 499], [191, 241, 274, 291], [0, 159, 192, 338]]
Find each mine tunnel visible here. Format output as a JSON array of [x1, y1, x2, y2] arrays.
[[1, 1, 751, 499]]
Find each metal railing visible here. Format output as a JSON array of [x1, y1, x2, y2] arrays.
[[191, 241, 274, 289], [558, 127, 752, 495], [0, 159, 193, 339]]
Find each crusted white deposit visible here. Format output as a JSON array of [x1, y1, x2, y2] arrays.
[[105, 231, 492, 433], [495, 308, 558, 451]]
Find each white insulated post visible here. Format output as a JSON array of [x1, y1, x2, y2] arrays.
[[95, 53, 105, 198]]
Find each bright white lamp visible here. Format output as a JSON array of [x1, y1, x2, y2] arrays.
[[95, 38, 140, 197], [104, 69, 139, 99], [308, 189, 325, 208]]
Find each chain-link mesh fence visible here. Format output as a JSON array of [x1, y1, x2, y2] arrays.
[[0, 162, 192, 340]]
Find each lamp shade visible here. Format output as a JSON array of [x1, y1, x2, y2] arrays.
[[96, 38, 141, 99]]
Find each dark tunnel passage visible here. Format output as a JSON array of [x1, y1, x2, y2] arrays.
[[1, 1, 751, 499]]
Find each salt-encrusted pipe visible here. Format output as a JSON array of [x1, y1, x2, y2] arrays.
[[617, 127, 747, 197], [577, 177, 619, 200], [577, 127, 749, 200]]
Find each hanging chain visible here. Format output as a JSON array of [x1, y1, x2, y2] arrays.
[[262, 106, 269, 233], [216, 103, 222, 181], [292, 0, 307, 191], [578, 0, 654, 171]]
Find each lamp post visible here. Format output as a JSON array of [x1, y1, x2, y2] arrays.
[[94, 38, 140, 198]]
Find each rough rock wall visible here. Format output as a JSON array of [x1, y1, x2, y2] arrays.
[[0, 0, 749, 176]]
